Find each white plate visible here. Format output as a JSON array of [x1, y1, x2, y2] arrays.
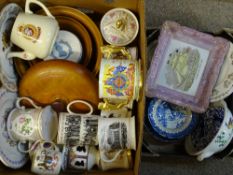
[[47, 30, 83, 62], [210, 43, 233, 102], [0, 87, 28, 168], [0, 3, 22, 92]]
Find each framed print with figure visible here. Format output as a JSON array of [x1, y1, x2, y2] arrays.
[[146, 21, 230, 113]]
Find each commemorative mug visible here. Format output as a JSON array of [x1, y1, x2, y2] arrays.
[[7, 0, 59, 60], [62, 145, 99, 171], [98, 58, 141, 110], [57, 100, 99, 146], [98, 116, 136, 151], [7, 97, 58, 142], [31, 141, 63, 175], [99, 150, 132, 171]]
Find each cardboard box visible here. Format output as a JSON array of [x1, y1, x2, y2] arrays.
[[0, 0, 146, 174]]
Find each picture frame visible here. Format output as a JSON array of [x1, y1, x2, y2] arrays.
[[146, 21, 230, 113]]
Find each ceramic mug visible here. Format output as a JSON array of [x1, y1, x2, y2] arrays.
[[31, 141, 63, 175], [57, 100, 99, 146], [99, 149, 132, 171], [62, 145, 99, 171], [7, 97, 58, 142], [185, 101, 233, 161], [98, 58, 141, 110], [100, 107, 132, 118], [98, 116, 136, 151], [7, 0, 59, 60]]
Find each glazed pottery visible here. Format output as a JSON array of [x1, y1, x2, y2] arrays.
[[8, 0, 59, 60], [0, 87, 28, 169], [7, 97, 58, 142], [98, 117, 136, 151], [19, 60, 99, 112], [31, 141, 63, 175], [47, 30, 83, 62], [147, 98, 198, 140], [62, 145, 99, 171], [100, 8, 139, 46], [57, 100, 99, 145], [0, 3, 22, 92], [185, 100, 233, 161]]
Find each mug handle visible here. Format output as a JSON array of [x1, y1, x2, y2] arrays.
[[100, 150, 123, 163], [16, 97, 41, 110], [25, 0, 54, 18], [7, 51, 36, 60], [67, 100, 93, 115]]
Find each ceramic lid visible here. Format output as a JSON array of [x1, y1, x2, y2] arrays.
[[210, 43, 233, 102], [100, 8, 139, 46], [0, 87, 28, 168], [39, 105, 58, 141], [47, 30, 83, 63], [148, 98, 198, 139]]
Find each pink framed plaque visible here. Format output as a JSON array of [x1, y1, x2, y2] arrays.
[[146, 21, 230, 113]]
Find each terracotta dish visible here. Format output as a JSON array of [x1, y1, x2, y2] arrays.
[[19, 60, 99, 112], [38, 6, 103, 75]]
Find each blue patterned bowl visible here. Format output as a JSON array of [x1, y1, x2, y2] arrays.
[[147, 98, 198, 140]]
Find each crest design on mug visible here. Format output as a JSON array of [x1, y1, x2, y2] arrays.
[[36, 150, 59, 171], [103, 63, 135, 98], [18, 24, 41, 43]]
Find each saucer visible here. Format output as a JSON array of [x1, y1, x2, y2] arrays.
[[210, 43, 233, 102], [0, 87, 28, 168], [148, 98, 198, 139], [0, 3, 22, 92], [47, 30, 83, 63]]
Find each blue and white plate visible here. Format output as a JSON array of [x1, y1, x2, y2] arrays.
[[148, 98, 198, 140]]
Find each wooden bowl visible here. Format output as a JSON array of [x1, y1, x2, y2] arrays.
[[38, 6, 103, 76], [19, 60, 99, 112]]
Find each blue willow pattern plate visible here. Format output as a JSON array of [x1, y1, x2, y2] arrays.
[[148, 98, 198, 139]]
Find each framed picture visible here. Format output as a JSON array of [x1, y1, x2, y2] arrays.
[[146, 21, 230, 113]]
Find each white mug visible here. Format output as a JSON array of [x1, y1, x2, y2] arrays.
[[31, 141, 63, 175], [7, 97, 58, 142], [98, 116, 136, 151], [7, 0, 59, 60], [57, 100, 99, 146]]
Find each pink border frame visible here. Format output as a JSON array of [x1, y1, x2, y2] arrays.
[[146, 21, 230, 113]]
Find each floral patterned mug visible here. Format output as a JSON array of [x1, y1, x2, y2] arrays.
[[7, 97, 58, 142]]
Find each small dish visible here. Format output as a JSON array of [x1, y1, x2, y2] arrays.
[[0, 87, 28, 168], [19, 60, 99, 112], [0, 3, 22, 91], [100, 8, 139, 46], [210, 43, 233, 102], [148, 98, 198, 140], [47, 30, 83, 62], [39, 6, 103, 75]]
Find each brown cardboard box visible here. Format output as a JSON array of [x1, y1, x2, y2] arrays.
[[0, 0, 146, 174]]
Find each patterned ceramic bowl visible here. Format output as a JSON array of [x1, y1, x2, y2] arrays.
[[147, 98, 198, 140], [185, 100, 233, 161]]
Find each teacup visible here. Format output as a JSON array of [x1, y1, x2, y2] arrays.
[[7, 97, 58, 142], [98, 117, 136, 151], [185, 101, 233, 161], [99, 150, 132, 171], [57, 100, 99, 146], [31, 141, 63, 175], [7, 0, 59, 60], [98, 58, 141, 110], [62, 145, 99, 171]]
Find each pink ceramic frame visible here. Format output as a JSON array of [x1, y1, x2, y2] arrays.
[[146, 21, 230, 113]]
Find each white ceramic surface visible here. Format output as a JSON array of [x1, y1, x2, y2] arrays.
[[210, 43, 233, 102], [185, 101, 233, 161], [47, 30, 83, 62], [0, 3, 22, 92], [8, 0, 59, 60], [0, 88, 28, 168]]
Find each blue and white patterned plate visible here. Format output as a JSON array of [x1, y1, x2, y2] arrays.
[[148, 98, 198, 139]]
